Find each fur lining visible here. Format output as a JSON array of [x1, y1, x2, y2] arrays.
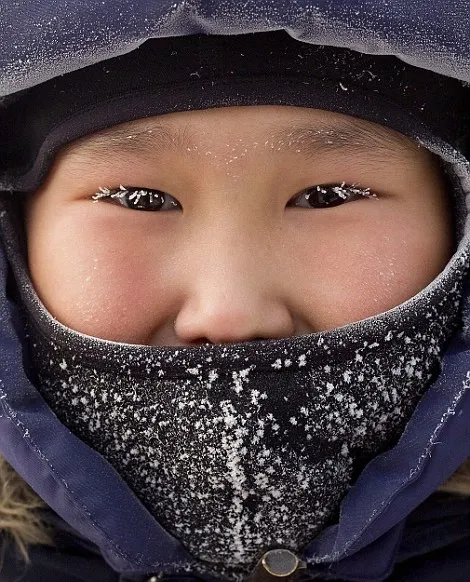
[[0, 455, 54, 565]]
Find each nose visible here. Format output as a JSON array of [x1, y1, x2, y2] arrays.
[[173, 223, 295, 345], [174, 291, 294, 345]]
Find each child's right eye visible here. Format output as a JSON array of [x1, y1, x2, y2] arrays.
[[91, 185, 182, 211]]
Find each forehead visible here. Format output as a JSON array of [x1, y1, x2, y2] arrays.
[[60, 105, 421, 164]]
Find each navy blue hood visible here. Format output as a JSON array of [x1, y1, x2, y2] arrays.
[[1, 0, 470, 96], [1, 2, 470, 581]]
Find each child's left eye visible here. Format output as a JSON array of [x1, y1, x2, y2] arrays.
[[91, 185, 181, 211], [287, 183, 377, 209]]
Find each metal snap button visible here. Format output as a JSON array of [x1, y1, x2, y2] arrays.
[[261, 549, 299, 576], [248, 548, 306, 582]]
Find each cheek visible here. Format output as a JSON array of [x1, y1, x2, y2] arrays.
[[288, 205, 452, 331], [26, 210, 174, 343]]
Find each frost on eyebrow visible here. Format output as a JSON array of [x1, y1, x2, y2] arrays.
[[60, 114, 416, 167], [269, 120, 416, 161], [60, 123, 179, 162]]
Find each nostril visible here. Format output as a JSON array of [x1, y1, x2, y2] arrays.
[[188, 338, 213, 346], [189, 336, 271, 346]]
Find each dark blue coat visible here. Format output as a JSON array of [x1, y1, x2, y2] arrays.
[[1, 2, 470, 581]]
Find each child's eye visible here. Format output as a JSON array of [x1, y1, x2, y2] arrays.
[[287, 183, 377, 209], [91, 185, 182, 211]]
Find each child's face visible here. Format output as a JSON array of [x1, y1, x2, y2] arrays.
[[24, 106, 453, 345]]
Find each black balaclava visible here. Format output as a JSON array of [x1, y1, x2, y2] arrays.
[[1, 31, 470, 582]]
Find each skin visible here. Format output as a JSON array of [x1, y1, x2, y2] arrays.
[[24, 106, 454, 346]]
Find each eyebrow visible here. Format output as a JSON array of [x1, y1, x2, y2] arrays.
[[61, 114, 415, 165]]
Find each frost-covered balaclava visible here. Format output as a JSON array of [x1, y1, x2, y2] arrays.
[[0, 192, 469, 581], [1, 30, 470, 582]]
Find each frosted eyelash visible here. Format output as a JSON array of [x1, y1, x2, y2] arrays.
[[92, 184, 124, 200], [91, 182, 377, 207], [306, 182, 378, 201], [91, 185, 154, 205]]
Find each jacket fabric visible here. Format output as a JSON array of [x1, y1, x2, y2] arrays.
[[1, 1, 470, 581]]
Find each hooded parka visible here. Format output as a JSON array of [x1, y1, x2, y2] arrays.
[[1, 2, 470, 581]]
